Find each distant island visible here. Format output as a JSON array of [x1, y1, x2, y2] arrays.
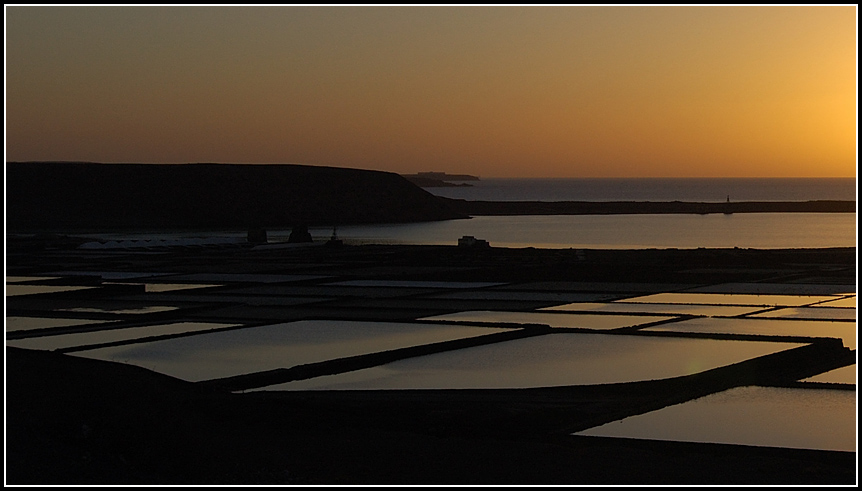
[[401, 171, 480, 188]]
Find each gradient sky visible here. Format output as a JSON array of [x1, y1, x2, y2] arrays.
[[5, 5, 857, 178]]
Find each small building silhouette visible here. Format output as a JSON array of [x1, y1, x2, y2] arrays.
[[458, 235, 490, 248], [288, 224, 313, 243], [325, 226, 343, 248]]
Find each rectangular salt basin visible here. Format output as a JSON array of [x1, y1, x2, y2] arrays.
[[643, 317, 856, 350], [6, 316, 114, 333], [748, 307, 855, 321], [5, 276, 61, 283], [622, 293, 840, 307], [120, 295, 333, 306], [55, 306, 180, 315], [6, 285, 98, 297], [229, 285, 440, 298], [103, 282, 221, 293], [427, 292, 620, 303], [812, 296, 856, 308], [800, 364, 856, 384], [162, 273, 330, 283], [575, 386, 855, 452], [325, 280, 507, 289], [257, 333, 801, 391], [46, 271, 176, 280], [419, 311, 675, 329], [6, 322, 239, 351], [70, 321, 512, 382], [497, 282, 697, 293], [683, 283, 854, 296], [541, 302, 761, 317]]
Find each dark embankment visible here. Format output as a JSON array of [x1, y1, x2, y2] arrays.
[[6, 162, 467, 231], [440, 197, 856, 215]]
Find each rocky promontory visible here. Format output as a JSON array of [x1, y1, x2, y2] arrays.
[[6, 162, 468, 231], [401, 172, 479, 187]]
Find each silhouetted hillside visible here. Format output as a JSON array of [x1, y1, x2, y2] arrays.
[[6, 162, 467, 231]]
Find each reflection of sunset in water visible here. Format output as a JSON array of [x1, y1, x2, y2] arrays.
[[7, 322, 239, 351], [420, 310, 674, 329], [801, 364, 856, 384], [577, 386, 855, 452], [645, 317, 856, 350], [623, 292, 841, 307], [261, 334, 801, 390], [71, 321, 511, 382]]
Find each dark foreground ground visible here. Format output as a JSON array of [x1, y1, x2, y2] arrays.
[[5, 239, 858, 485]]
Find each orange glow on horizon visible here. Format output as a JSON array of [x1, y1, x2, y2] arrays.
[[5, 6, 857, 178]]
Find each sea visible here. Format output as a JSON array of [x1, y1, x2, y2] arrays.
[[67, 178, 857, 250], [322, 178, 857, 250], [426, 177, 857, 202]]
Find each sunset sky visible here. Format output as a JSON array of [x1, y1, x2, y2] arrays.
[[5, 5, 857, 178]]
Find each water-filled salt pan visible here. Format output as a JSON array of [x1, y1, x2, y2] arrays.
[[811, 296, 856, 309], [70, 321, 512, 382], [542, 302, 760, 317], [748, 307, 855, 321], [6, 285, 98, 296], [430, 292, 618, 303], [575, 386, 855, 452], [800, 364, 856, 384], [258, 333, 800, 391], [56, 306, 179, 315], [326, 280, 506, 289], [6, 316, 113, 332], [683, 283, 854, 296], [230, 285, 439, 298], [7, 322, 239, 351], [120, 295, 332, 306], [644, 317, 856, 349], [165, 273, 329, 283], [45, 271, 175, 280], [622, 293, 839, 307], [419, 310, 674, 329], [5, 276, 60, 283], [103, 282, 220, 292]]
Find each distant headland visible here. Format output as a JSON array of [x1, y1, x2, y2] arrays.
[[6, 162, 853, 233], [5, 162, 468, 231], [401, 171, 480, 188]]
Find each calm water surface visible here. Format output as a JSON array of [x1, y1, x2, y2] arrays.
[[260, 333, 801, 390], [420, 311, 675, 329], [70, 321, 511, 382], [644, 317, 856, 350], [319, 213, 855, 249], [7, 322, 240, 351], [575, 386, 855, 452], [49, 177, 855, 250], [429, 177, 857, 202]]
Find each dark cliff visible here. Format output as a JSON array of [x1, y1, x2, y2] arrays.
[[5, 162, 467, 231]]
